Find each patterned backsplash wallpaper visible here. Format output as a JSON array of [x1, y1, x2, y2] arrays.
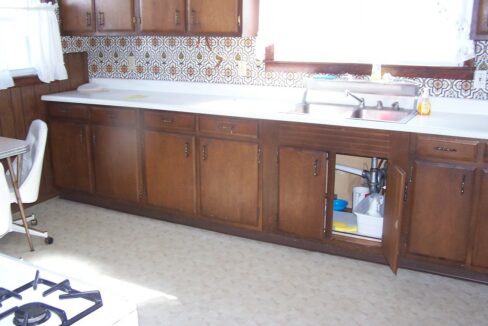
[[61, 36, 488, 100]]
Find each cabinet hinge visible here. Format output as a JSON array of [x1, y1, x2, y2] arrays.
[[257, 146, 262, 165], [132, 16, 141, 25]]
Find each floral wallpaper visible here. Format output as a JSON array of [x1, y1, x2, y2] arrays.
[[61, 36, 488, 100]]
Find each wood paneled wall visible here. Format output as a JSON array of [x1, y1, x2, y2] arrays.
[[0, 52, 88, 201]]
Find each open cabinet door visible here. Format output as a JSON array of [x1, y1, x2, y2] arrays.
[[382, 164, 406, 274]]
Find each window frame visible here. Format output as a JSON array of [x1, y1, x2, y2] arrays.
[[264, 45, 476, 80]]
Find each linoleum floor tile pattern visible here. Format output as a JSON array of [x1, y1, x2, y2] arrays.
[[1, 198, 487, 325]]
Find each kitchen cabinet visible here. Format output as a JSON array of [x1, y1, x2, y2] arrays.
[[60, 0, 258, 36], [96, 0, 135, 32], [199, 137, 260, 228], [471, 0, 488, 40], [60, 0, 135, 34], [408, 161, 475, 262], [59, 0, 95, 33], [472, 169, 488, 269], [143, 110, 197, 214], [277, 146, 327, 240], [188, 0, 239, 34], [91, 107, 140, 202], [48, 105, 93, 192], [139, 0, 186, 33]]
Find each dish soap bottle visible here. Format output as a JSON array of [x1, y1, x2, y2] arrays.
[[417, 88, 431, 115]]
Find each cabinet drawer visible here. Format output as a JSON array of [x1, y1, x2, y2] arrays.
[[143, 110, 195, 132], [199, 116, 258, 138], [48, 104, 89, 120], [90, 107, 136, 126], [415, 136, 479, 162]]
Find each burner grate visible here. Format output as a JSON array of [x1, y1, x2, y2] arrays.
[[0, 270, 103, 325]]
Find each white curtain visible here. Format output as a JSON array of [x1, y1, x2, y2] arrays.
[[0, 0, 67, 90], [257, 0, 475, 67], [26, 2, 68, 83]]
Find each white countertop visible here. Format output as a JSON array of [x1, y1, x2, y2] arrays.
[[41, 78, 488, 140]]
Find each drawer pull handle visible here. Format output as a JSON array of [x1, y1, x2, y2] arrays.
[[184, 142, 190, 158], [434, 146, 457, 152], [461, 175, 466, 194], [161, 118, 175, 124], [313, 159, 320, 176], [217, 123, 234, 131]]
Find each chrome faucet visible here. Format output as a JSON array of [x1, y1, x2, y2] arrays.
[[391, 101, 400, 110], [345, 90, 365, 108]]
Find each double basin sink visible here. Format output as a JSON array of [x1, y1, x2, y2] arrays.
[[288, 103, 417, 124]]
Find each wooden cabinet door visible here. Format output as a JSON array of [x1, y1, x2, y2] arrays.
[[188, 0, 239, 34], [96, 0, 135, 32], [277, 147, 327, 240], [199, 138, 259, 227], [408, 161, 475, 262], [60, 0, 95, 33], [139, 0, 186, 33], [382, 164, 406, 274], [92, 125, 139, 202], [144, 131, 196, 214], [49, 120, 93, 192], [472, 169, 488, 268]]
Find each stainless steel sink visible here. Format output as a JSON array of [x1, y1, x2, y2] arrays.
[[285, 103, 355, 119], [349, 108, 417, 124]]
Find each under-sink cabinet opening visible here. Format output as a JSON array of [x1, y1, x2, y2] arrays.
[[331, 154, 387, 242]]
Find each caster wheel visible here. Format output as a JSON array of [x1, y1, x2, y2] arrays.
[[30, 219, 38, 226], [45, 237, 53, 245]]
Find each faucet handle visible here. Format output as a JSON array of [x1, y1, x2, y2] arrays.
[[376, 100, 383, 109], [391, 101, 400, 110]]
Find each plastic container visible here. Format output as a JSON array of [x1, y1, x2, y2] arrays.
[[417, 88, 431, 115], [353, 195, 384, 238], [352, 186, 369, 210], [333, 199, 348, 211]]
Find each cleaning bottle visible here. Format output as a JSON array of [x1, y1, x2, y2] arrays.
[[417, 88, 431, 115]]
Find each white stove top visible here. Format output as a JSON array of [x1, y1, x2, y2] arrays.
[[0, 254, 138, 325]]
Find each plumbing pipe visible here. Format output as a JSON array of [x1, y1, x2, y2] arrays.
[[335, 164, 363, 176]]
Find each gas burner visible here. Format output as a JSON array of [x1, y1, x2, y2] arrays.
[[14, 303, 53, 326], [0, 271, 102, 325]]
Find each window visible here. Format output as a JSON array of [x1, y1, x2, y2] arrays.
[[0, 0, 67, 89], [258, 0, 475, 68], [0, 1, 35, 72]]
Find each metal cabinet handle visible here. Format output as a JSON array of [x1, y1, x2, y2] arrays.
[[313, 159, 320, 176], [202, 145, 208, 160], [175, 10, 180, 26], [99, 12, 105, 26], [434, 146, 457, 152], [161, 118, 174, 124], [191, 9, 197, 26], [184, 142, 190, 158], [217, 123, 234, 132], [257, 147, 261, 165], [86, 12, 91, 27], [461, 175, 466, 194], [79, 127, 83, 144]]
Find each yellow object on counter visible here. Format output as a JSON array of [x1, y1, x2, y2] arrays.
[[333, 221, 358, 233], [417, 88, 431, 115]]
